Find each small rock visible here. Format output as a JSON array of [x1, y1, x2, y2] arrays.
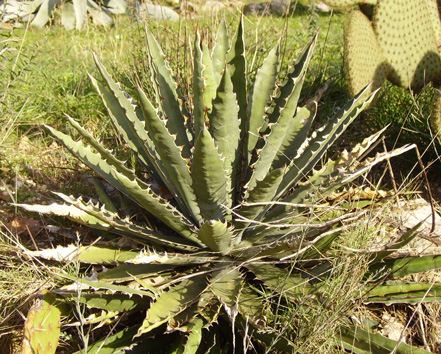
[[134, 2, 179, 22], [200, 0, 226, 13], [314, 1, 331, 13], [401, 198, 441, 236]]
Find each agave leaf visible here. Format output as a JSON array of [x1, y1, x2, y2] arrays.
[[276, 84, 376, 199], [61, 2, 75, 30], [74, 325, 140, 354], [169, 317, 204, 354], [73, 0, 87, 30], [192, 129, 228, 222], [247, 44, 280, 155], [246, 263, 312, 300], [146, 28, 192, 155], [91, 176, 117, 213], [24, 244, 138, 264], [271, 103, 317, 170], [44, 126, 199, 241], [137, 86, 202, 225], [193, 32, 206, 135], [365, 281, 441, 304], [227, 16, 247, 193], [208, 66, 240, 207], [265, 33, 318, 128], [237, 284, 266, 329], [202, 41, 216, 114], [339, 325, 432, 354], [197, 221, 233, 254], [137, 275, 208, 336], [212, 20, 229, 87], [90, 57, 165, 184], [75, 293, 149, 311], [369, 254, 441, 279], [61, 273, 155, 298], [247, 72, 307, 191], [64, 115, 136, 181], [31, 0, 61, 28], [98, 263, 174, 282], [103, 0, 127, 14], [19, 193, 200, 251], [235, 168, 284, 234], [87, 0, 113, 27], [210, 266, 243, 323]]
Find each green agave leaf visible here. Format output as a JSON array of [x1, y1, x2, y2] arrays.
[[271, 103, 317, 170], [192, 129, 228, 222], [365, 281, 441, 304], [193, 32, 206, 135], [202, 41, 216, 115], [24, 243, 138, 264], [61, 273, 155, 298], [98, 263, 174, 282], [61, 2, 75, 30], [91, 176, 117, 213], [247, 43, 280, 154], [246, 72, 307, 191], [210, 266, 243, 323], [31, 0, 61, 28], [212, 20, 229, 87], [197, 221, 233, 255], [276, 84, 376, 199], [235, 168, 284, 235], [246, 263, 312, 300], [74, 325, 141, 354], [339, 325, 432, 354], [237, 284, 266, 329], [146, 28, 192, 155], [72, 0, 87, 30], [208, 66, 240, 208], [19, 192, 200, 251], [263, 127, 388, 222], [89, 59, 164, 183], [227, 16, 248, 195], [369, 254, 441, 279], [169, 317, 205, 354], [87, 1, 113, 27], [44, 125, 199, 240], [75, 293, 149, 311], [265, 32, 318, 128], [137, 275, 208, 336], [137, 86, 202, 225]]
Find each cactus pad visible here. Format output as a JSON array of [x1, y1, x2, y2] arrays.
[[344, 10, 390, 97], [425, 0, 441, 49], [322, 0, 376, 8], [431, 88, 441, 143], [22, 292, 61, 354], [373, 0, 441, 91]]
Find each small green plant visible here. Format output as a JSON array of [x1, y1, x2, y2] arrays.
[[19, 18, 441, 353], [0, 0, 127, 30]]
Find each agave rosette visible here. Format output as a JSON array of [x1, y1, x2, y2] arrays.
[[19, 18, 439, 353]]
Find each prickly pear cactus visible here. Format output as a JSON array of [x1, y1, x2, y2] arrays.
[[22, 292, 61, 354], [431, 89, 441, 140], [344, 10, 390, 97], [373, 0, 441, 91], [322, 0, 377, 8]]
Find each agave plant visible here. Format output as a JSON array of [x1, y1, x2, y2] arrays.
[[0, 0, 127, 29], [19, 18, 441, 353]]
